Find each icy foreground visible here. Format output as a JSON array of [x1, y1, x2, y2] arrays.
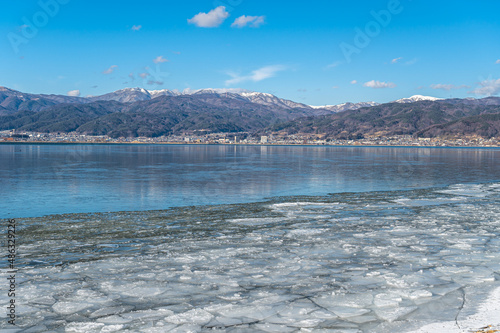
[[2, 183, 500, 332]]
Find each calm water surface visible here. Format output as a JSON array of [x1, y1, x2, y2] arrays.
[[1, 143, 499, 218]]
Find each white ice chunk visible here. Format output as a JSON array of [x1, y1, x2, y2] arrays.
[[254, 323, 296, 332], [209, 316, 250, 328], [373, 293, 403, 308], [165, 309, 214, 326], [52, 301, 92, 315], [120, 308, 174, 320], [101, 281, 166, 297], [313, 293, 374, 309], [100, 325, 124, 332], [409, 290, 433, 300], [309, 309, 339, 320], [375, 306, 417, 322], [96, 315, 133, 325], [331, 307, 371, 318], [287, 318, 326, 328], [218, 305, 278, 321], [141, 323, 178, 333], [31, 296, 56, 305], [89, 305, 134, 318], [167, 324, 201, 332], [64, 322, 105, 332]]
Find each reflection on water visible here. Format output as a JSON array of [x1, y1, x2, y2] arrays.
[[1, 144, 500, 218]]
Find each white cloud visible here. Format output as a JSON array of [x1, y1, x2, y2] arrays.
[[102, 65, 118, 75], [153, 56, 168, 64], [470, 78, 500, 96], [188, 6, 229, 28], [129, 73, 135, 81], [67, 90, 80, 97], [231, 15, 266, 28], [363, 80, 396, 89], [391, 57, 402, 64], [139, 72, 150, 79], [225, 65, 287, 86], [131, 25, 142, 31], [350, 80, 358, 85], [496, 59, 500, 64], [430, 84, 469, 91]]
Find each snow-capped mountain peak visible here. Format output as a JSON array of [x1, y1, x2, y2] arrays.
[[394, 95, 443, 103], [84, 87, 385, 113], [309, 101, 380, 113]]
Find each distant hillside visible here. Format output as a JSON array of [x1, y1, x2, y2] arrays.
[[1, 102, 123, 134], [0, 94, 314, 138], [416, 113, 500, 138], [265, 101, 500, 139], [0, 86, 390, 116], [2, 85, 500, 139]]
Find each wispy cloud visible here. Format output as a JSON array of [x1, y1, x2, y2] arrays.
[[363, 80, 396, 89], [430, 83, 469, 91], [225, 65, 287, 86], [496, 59, 500, 64], [350, 80, 357, 85], [153, 56, 169, 64], [325, 61, 342, 70], [470, 78, 500, 96], [188, 6, 229, 28], [67, 90, 80, 97], [129, 73, 135, 81], [139, 72, 150, 79], [147, 80, 163, 86], [131, 25, 142, 31], [405, 58, 418, 66], [231, 15, 265, 28], [102, 65, 118, 75], [391, 57, 402, 64]]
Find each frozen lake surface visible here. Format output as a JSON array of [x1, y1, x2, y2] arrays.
[[3, 182, 500, 332]]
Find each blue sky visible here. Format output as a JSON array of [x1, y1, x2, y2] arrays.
[[1, 0, 500, 105]]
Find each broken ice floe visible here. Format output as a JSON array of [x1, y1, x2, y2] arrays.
[[3, 182, 500, 332]]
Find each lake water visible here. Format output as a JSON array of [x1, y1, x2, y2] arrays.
[[1, 144, 500, 218], [1, 144, 500, 332]]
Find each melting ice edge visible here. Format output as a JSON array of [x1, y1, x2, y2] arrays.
[[3, 182, 500, 332]]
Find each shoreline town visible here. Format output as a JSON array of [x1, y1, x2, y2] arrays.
[[2, 130, 500, 147]]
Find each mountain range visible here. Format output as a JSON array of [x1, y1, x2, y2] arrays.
[[1, 86, 500, 139], [267, 100, 500, 139], [0, 86, 367, 115]]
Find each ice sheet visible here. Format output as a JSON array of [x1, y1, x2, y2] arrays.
[[3, 182, 500, 332]]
